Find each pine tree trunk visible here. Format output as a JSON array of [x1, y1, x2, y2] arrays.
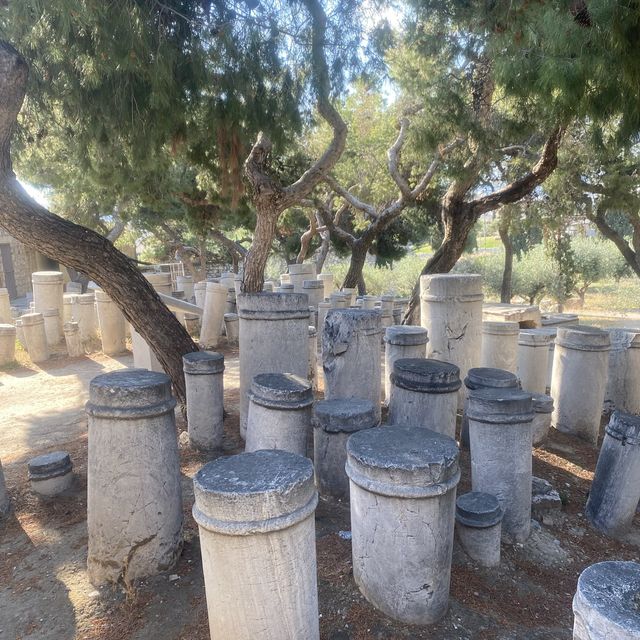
[[242, 211, 278, 293], [499, 218, 514, 303], [342, 240, 369, 293]]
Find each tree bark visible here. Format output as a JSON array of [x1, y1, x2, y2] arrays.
[[242, 211, 278, 292], [342, 240, 369, 293], [498, 210, 514, 303], [0, 40, 197, 402]]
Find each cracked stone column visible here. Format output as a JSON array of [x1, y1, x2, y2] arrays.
[[388, 358, 461, 439], [303, 280, 324, 315], [329, 292, 348, 309], [76, 293, 98, 342], [223, 313, 239, 344], [532, 393, 554, 446], [308, 325, 318, 390], [460, 367, 520, 449], [86, 370, 183, 586], [245, 373, 313, 456], [0, 324, 16, 366], [323, 308, 382, 422], [143, 272, 172, 295], [200, 282, 228, 348], [420, 274, 483, 408], [95, 290, 126, 356], [237, 293, 310, 438], [63, 321, 84, 357], [176, 275, 194, 301], [573, 561, 640, 639], [585, 411, 640, 537], [481, 321, 519, 373], [0, 288, 11, 324], [317, 301, 331, 339], [193, 449, 320, 640], [62, 293, 76, 324], [468, 388, 534, 543], [346, 425, 460, 624], [183, 351, 225, 451], [318, 273, 334, 299], [517, 330, 552, 394], [32, 271, 64, 331], [130, 326, 163, 372], [21, 312, 49, 363], [0, 459, 10, 516], [288, 263, 315, 293], [313, 398, 377, 499], [194, 281, 207, 308], [42, 308, 61, 346], [551, 326, 611, 445], [455, 492, 503, 567], [605, 329, 640, 415], [383, 325, 428, 404]]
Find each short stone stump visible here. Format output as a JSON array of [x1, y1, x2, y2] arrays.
[[28, 451, 73, 496], [455, 492, 503, 567]]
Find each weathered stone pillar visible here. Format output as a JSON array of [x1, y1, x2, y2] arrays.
[[329, 292, 348, 309], [347, 425, 460, 624], [313, 398, 377, 499], [143, 271, 172, 294], [288, 263, 315, 293], [573, 561, 640, 639], [62, 293, 76, 324], [468, 388, 534, 543], [605, 328, 640, 415], [63, 321, 84, 357], [27, 451, 73, 496], [15, 317, 25, 349], [481, 321, 519, 373], [0, 324, 16, 365], [517, 330, 552, 394], [94, 290, 126, 356], [76, 293, 98, 342], [308, 325, 317, 390], [42, 308, 61, 346], [455, 492, 503, 567], [245, 373, 313, 456], [361, 295, 378, 310], [275, 283, 295, 293], [318, 273, 334, 299], [32, 271, 64, 330], [383, 325, 428, 403], [317, 301, 331, 337], [532, 393, 554, 446], [130, 326, 163, 372], [0, 288, 11, 324], [303, 280, 324, 312], [551, 326, 611, 445], [223, 313, 239, 344], [262, 281, 274, 292], [237, 293, 310, 438], [461, 366, 520, 449], [21, 312, 49, 363], [183, 351, 225, 451], [388, 358, 461, 438], [0, 459, 10, 516], [176, 275, 194, 301], [194, 281, 207, 308], [322, 308, 382, 422], [585, 411, 640, 537], [341, 287, 357, 306], [420, 274, 483, 407], [193, 450, 319, 640], [200, 282, 228, 348], [86, 370, 183, 585]]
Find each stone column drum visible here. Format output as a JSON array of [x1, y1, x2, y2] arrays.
[[28, 451, 73, 496], [551, 326, 611, 445], [192, 450, 320, 640], [237, 293, 310, 438], [223, 313, 239, 344], [303, 280, 324, 313], [32, 271, 64, 330], [308, 325, 317, 390], [86, 370, 183, 585], [468, 388, 534, 543], [420, 274, 483, 407], [455, 492, 503, 567], [176, 275, 194, 301], [322, 308, 382, 422], [388, 358, 461, 439], [63, 321, 84, 357], [585, 411, 640, 537], [143, 272, 172, 294], [313, 398, 377, 499], [0, 288, 11, 324], [200, 282, 228, 348], [605, 329, 640, 415], [480, 321, 519, 373], [573, 561, 640, 639], [42, 308, 61, 346], [288, 263, 315, 293], [130, 326, 163, 372], [245, 373, 313, 456], [62, 293, 76, 324], [183, 351, 225, 451], [383, 325, 428, 403], [20, 312, 49, 363], [346, 425, 460, 624], [76, 293, 98, 341], [517, 330, 552, 394], [0, 324, 16, 366], [318, 273, 334, 298], [95, 290, 126, 355], [194, 281, 207, 308], [532, 393, 554, 446]]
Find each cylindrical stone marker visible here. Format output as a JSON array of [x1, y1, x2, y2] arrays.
[[62, 293, 76, 324], [94, 290, 126, 355], [143, 272, 172, 294], [551, 326, 611, 445], [517, 330, 552, 394], [308, 325, 317, 390], [329, 292, 348, 309], [388, 358, 461, 438], [455, 492, 503, 567], [573, 561, 640, 639], [313, 398, 377, 499], [322, 308, 382, 422], [42, 308, 61, 346], [468, 387, 534, 543], [237, 293, 310, 438], [21, 312, 49, 363], [176, 275, 194, 301], [193, 450, 320, 640], [63, 321, 84, 357], [0, 324, 16, 366], [223, 312, 239, 344], [346, 425, 460, 624], [32, 271, 64, 330], [420, 274, 483, 407], [383, 325, 428, 404], [288, 263, 315, 293], [303, 279, 324, 312], [200, 282, 228, 348], [183, 351, 225, 451], [318, 273, 334, 299], [130, 326, 162, 372], [605, 328, 640, 415], [27, 451, 73, 496], [0, 288, 11, 324], [245, 373, 313, 456], [76, 293, 98, 342], [532, 393, 554, 446], [194, 281, 207, 308], [86, 370, 183, 585], [481, 321, 519, 373], [585, 411, 640, 537]]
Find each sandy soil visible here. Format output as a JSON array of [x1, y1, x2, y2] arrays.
[[1, 344, 639, 640]]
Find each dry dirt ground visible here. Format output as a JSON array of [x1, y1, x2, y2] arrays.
[[1, 343, 640, 640]]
